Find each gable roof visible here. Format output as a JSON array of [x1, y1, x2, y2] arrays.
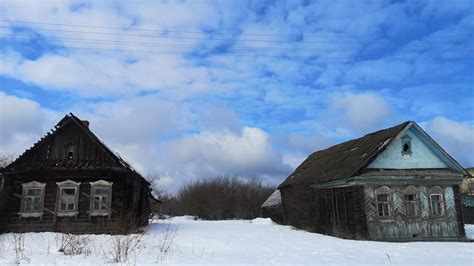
[[278, 121, 468, 189], [4, 113, 145, 181]]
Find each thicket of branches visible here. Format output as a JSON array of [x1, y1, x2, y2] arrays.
[[157, 177, 275, 220]]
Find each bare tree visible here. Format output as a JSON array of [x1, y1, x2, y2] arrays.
[[0, 153, 14, 168], [176, 176, 275, 220]]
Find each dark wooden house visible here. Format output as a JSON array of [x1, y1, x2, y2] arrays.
[[276, 121, 469, 241], [0, 113, 153, 234]]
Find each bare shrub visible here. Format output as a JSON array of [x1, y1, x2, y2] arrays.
[[108, 233, 144, 263], [55, 233, 92, 256], [13, 233, 30, 263], [176, 176, 275, 220], [157, 218, 178, 262]]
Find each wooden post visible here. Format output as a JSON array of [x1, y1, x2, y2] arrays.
[[52, 186, 59, 230]]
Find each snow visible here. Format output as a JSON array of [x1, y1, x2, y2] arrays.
[[0, 218, 472, 265], [261, 189, 281, 207], [466, 224, 474, 240], [379, 138, 392, 150]]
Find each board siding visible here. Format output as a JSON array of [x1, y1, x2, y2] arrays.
[[363, 185, 461, 240]]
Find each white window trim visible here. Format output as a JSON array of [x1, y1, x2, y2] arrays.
[[89, 180, 113, 217], [56, 180, 81, 217], [18, 181, 46, 218]]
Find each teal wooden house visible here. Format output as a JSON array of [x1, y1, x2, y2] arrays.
[[277, 121, 469, 241]]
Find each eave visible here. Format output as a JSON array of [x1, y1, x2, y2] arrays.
[[312, 175, 464, 189]]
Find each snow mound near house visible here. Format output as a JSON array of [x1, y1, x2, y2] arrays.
[[465, 224, 474, 240], [250, 217, 274, 225]]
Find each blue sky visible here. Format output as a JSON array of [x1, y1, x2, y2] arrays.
[[0, 0, 473, 191]]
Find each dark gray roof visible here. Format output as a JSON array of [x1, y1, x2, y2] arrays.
[[278, 121, 411, 188], [4, 113, 148, 184]]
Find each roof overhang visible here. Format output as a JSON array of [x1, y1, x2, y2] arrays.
[[312, 175, 464, 189]]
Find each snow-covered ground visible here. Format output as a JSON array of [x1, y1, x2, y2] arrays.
[[0, 217, 472, 265]]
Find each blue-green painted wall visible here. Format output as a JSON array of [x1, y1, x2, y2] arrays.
[[368, 127, 448, 169], [364, 185, 460, 240]]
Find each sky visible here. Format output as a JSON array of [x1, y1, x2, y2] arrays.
[[0, 0, 473, 192]]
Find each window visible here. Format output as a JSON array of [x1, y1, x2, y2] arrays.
[[89, 180, 113, 216], [377, 194, 390, 217], [56, 180, 80, 216], [430, 194, 444, 216], [19, 181, 46, 218], [403, 185, 418, 218], [375, 186, 391, 218], [404, 194, 418, 217], [401, 135, 412, 156], [66, 144, 75, 159], [0, 176, 4, 192]]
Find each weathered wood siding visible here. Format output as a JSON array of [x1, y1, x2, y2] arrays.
[[281, 185, 367, 239], [14, 121, 116, 167], [0, 115, 151, 234], [0, 170, 149, 234], [280, 184, 316, 231], [364, 185, 461, 240], [314, 186, 367, 239]]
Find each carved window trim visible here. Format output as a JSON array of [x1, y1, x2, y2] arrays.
[[402, 185, 419, 218], [429, 186, 445, 217], [56, 180, 81, 217], [89, 180, 113, 217], [18, 181, 46, 218], [375, 186, 392, 219]]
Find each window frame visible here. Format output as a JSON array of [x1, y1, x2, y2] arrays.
[[401, 135, 412, 156], [428, 186, 445, 217], [56, 180, 81, 217], [403, 185, 419, 218], [19, 181, 46, 218], [66, 144, 76, 160], [429, 193, 445, 217], [89, 180, 113, 217], [404, 194, 418, 217], [375, 186, 392, 219]]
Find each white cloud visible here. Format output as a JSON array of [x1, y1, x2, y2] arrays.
[[0, 91, 60, 155], [153, 127, 291, 190], [332, 92, 391, 132], [423, 117, 474, 167]]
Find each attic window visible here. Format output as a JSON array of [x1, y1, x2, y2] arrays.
[[66, 144, 75, 160], [401, 135, 412, 156]]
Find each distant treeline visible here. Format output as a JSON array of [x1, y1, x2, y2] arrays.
[[156, 177, 275, 220]]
